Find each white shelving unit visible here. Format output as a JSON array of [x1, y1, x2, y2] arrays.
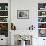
[[0, 2, 9, 45], [0, 3, 8, 37], [38, 3, 46, 37]]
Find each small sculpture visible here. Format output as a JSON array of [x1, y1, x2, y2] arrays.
[[11, 23, 16, 30], [29, 25, 35, 30]]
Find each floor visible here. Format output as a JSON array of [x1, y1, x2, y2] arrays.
[[0, 45, 8, 46]]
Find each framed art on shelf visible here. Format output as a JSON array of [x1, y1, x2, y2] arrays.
[[17, 10, 29, 19], [38, 29, 46, 37]]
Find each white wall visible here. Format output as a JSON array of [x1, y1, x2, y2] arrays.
[[11, 0, 46, 46], [11, 0, 46, 30], [11, 0, 38, 45], [11, 0, 38, 30]]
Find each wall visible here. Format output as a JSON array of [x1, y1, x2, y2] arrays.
[[11, 0, 38, 30], [11, 0, 46, 46], [11, 0, 46, 30]]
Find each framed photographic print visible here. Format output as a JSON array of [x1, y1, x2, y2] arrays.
[[38, 29, 46, 37], [17, 10, 29, 19]]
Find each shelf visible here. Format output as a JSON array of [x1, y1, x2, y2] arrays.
[[38, 28, 46, 29], [38, 10, 46, 11], [38, 15, 46, 17], [0, 10, 8, 11], [38, 22, 46, 23], [0, 22, 8, 23], [0, 16, 8, 17]]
